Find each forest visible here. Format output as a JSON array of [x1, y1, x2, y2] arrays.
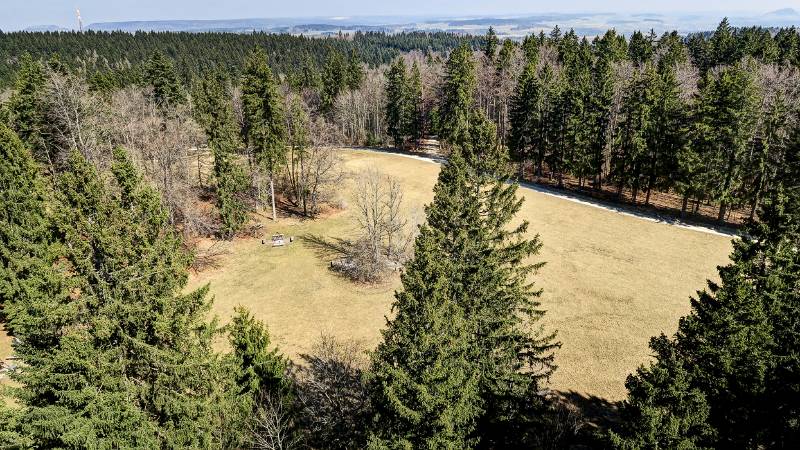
[[0, 20, 799, 449]]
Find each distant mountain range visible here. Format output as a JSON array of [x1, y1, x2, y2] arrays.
[[21, 8, 800, 38]]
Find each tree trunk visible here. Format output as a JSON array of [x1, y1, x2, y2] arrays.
[[644, 187, 652, 206], [681, 195, 689, 218], [270, 173, 277, 222], [717, 202, 727, 223]]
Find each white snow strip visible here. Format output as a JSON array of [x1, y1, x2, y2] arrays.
[[346, 148, 738, 239]]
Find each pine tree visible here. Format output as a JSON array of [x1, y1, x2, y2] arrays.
[[439, 44, 477, 145], [144, 51, 185, 110], [193, 71, 249, 238], [241, 47, 287, 221], [385, 58, 409, 148]]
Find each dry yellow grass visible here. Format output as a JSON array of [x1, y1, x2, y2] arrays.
[[187, 148, 732, 401]]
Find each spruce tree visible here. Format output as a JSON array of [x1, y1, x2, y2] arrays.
[[385, 58, 409, 148], [562, 38, 593, 188], [346, 49, 365, 91], [368, 201, 483, 448], [509, 61, 541, 177], [612, 66, 655, 203], [144, 51, 185, 110], [5, 54, 48, 164], [611, 126, 800, 448], [407, 61, 424, 148], [483, 27, 499, 62], [321, 51, 347, 114], [439, 44, 477, 145], [3, 147, 231, 447], [193, 71, 249, 238], [692, 61, 759, 222], [241, 47, 287, 221]]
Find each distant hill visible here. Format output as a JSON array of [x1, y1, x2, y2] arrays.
[[19, 9, 800, 38], [23, 24, 71, 32], [765, 8, 799, 17]]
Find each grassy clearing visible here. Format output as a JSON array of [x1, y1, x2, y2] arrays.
[[190, 149, 729, 400]]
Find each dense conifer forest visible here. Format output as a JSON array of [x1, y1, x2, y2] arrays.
[[0, 20, 799, 448], [0, 30, 481, 87]]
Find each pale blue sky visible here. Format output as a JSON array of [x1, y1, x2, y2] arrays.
[[3, 0, 794, 30]]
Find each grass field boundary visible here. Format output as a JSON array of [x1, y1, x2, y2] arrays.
[[340, 146, 738, 238]]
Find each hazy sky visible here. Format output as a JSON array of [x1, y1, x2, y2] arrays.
[[3, 0, 794, 30]]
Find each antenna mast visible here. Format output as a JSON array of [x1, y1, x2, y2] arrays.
[[76, 8, 83, 32]]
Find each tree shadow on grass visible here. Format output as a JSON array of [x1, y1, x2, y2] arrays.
[[555, 390, 621, 430], [300, 234, 351, 261]]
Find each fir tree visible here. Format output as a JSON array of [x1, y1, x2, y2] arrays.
[[241, 47, 287, 222]]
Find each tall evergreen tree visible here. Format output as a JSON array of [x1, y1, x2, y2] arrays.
[[385, 58, 409, 148], [321, 51, 347, 114], [483, 27, 499, 62], [241, 47, 287, 221], [193, 71, 249, 238], [2, 146, 230, 447], [439, 44, 477, 145], [509, 61, 542, 177], [407, 61, 425, 148], [611, 130, 800, 447], [368, 188, 483, 447], [612, 66, 655, 203], [144, 51, 185, 110], [5, 54, 48, 164], [692, 61, 760, 222]]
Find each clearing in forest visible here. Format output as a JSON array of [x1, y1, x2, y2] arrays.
[[185, 148, 732, 401]]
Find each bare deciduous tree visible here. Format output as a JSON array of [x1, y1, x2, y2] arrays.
[[294, 335, 372, 450], [339, 168, 414, 282], [249, 393, 301, 450], [42, 69, 112, 170], [281, 94, 344, 217], [333, 68, 386, 145], [108, 87, 207, 233]]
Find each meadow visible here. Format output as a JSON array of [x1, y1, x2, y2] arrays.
[[185, 148, 734, 401]]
